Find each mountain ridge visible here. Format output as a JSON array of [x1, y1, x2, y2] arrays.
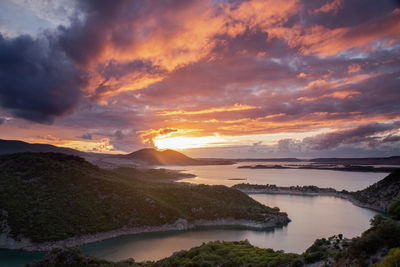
[[0, 139, 84, 156], [123, 148, 201, 166]]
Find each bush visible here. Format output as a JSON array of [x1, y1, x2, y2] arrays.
[[375, 248, 400, 267], [303, 252, 325, 263], [388, 199, 400, 220], [348, 215, 400, 258]]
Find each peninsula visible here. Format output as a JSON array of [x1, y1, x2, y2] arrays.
[[233, 169, 400, 212], [0, 152, 289, 251]]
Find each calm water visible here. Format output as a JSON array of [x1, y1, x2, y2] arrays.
[[175, 163, 387, 191], [0, 166, 385, 266], [79, 194, 377, 262]]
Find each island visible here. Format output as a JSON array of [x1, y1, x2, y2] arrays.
[[0, 152, 289, 251], [238, 164, 399, 173]]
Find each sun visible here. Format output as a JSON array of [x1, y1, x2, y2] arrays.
[[153, 135, 222, 150]]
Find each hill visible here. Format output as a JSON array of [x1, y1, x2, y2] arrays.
[[0, 152, 288, 250], [352, 169, 400, 211], [124, 148, 200, 165], [0, 139, 84, 156], [234, 170, 400, 212]]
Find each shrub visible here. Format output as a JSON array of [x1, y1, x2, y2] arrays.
[[388, 199, 400, 220]]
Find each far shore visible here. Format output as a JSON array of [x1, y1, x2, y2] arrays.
[[0, 217, 289, 252], [233, 184, 385, 212], [237, 164, 398, 173]]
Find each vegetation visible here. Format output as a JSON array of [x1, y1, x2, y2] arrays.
[[347, 215, 400, 260], [154, 240, 300, 267], [301, 199, 400, 266], [374, 248, 400, 267], [387, 199, 400, 220], [25, 247, 137, 267], [352, 169, 400, 211], [0, 152, 285, 243], [24, 198, 400, 266], [236, 169, 400, 213], [26, 241, 302, 267]]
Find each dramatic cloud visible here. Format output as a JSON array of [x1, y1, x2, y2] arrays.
[[0, 0, 399, 155], [303, 122, 400, 150], [0, 34, 86, 123], [80, 133, 92, 140], [139, 128, 179, 147]]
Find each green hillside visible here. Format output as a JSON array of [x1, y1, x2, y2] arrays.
[[0, 153, 286, 243]]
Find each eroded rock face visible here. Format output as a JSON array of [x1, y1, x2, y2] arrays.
[[0, 209, 14, 247], [0, 209, 30, 249], [352, 170, 400, 211]]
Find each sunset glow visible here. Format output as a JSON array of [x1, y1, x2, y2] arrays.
[[0, 0, 399, 157], [154, 136, 224, 150]]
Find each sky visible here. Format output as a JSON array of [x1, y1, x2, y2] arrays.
[[0, 0, 400, 158]]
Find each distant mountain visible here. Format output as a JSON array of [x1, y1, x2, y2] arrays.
[[124, 148, 200, 165], [236, 158, 303, 162], [0, 139, 85, 156], [309, 156, 400, 165]]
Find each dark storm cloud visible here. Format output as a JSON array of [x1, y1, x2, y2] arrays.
[[0, 34, 86, 123], [80, 133, 92, 140], [303, 122, 400, 150], [0, 117, 4, 125], [0, 0, 400, 157], [57, 0, 193, 65], [297, 0, 399, 29]]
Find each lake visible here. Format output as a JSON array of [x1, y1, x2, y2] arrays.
[[175, 163, 387, 190], [0, 165, 386, 266], [80, 194, 377, 261]]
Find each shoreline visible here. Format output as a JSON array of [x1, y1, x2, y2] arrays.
[[237, 164, 396, 173], [234, 186, 385, 212], [0, 217, 289, 252]]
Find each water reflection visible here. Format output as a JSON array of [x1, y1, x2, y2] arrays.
[[0, 166, 383, 266], [80, 194, 378, 262], [174, 163, 386, 191]]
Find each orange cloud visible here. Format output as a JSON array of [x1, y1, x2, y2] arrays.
[[269, 9, 400, 57], [138, 128, 179, 146], [313, 0, 343, 15], [347, 64, 361, 74], [157, 103, 260, 116], [79, 0, 302, 100], [297, 90, 361, 102], [302, 72, 379, 90], [29, 137, 118, 153]]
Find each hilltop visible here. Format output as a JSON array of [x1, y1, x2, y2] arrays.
[[124, 148, 200, 165], [352, 169, 400, 211], [0, 152, 288, 250]]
